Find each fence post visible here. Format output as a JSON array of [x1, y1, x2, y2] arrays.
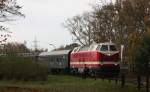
[[137, 75, 141, 91], [146, 74, 149, 92], [146, 60, 150, 92], [121, 73, 125, 87]]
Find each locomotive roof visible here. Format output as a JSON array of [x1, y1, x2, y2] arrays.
[[99, 42, 116, 45], [39, 50, 71, 56]]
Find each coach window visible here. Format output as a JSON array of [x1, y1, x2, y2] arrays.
[[100, 45, 108, 51], [56, 57, 59, 61], [49, 57, 51, 61], [52, 56, 56, 62], [62, 56, 66, 61], [59, 56, 62, 62], [49, 56, 51, 61]]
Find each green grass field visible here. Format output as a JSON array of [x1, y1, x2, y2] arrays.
[[0, 75, 145, 92]]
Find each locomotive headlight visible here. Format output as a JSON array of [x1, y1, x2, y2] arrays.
[[114, 62, 119, 66], [114, 63, 118, 66]]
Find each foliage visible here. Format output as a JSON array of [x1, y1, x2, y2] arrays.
[[55, 43, 80, 50], [0, 55, 48, 81], [0, 0, 24, 44], [92, 3, 117, 43], [64, 12, 94, 46], [0, 42, 30, 54], [0, 42, 48, 54], [134, 31, 150, 75], [64, 43, 80, 50], [0, 0, 24, 22]]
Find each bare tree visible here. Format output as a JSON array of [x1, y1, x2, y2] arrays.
[[0, 0, 23, 44], [0, 0, 24, 22], [63, 12, 94, 46], [92, 3, 117, 43]]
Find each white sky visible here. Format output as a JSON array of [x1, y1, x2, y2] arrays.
[[3, 0, 98, 51]]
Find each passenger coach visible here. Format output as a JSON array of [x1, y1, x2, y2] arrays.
[[38, 50, 71, 73]]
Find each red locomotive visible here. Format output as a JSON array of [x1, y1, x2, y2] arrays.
[[70, 42, 120, 76]]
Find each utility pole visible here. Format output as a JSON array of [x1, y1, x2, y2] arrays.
[[23, 40, 27, 53], [32, 36, 39, 62], [33, 36, 39, 52]]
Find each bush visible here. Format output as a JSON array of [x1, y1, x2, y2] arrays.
[[0, 55, 48, 81], [134, 31, 150, 76]]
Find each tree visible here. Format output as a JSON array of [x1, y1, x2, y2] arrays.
[[92, 3, 117, 43], [64, 12, 94, 46], [0, 0, 24, 22], [134, 34, 149, 75], [117, 0, 150, 67], [64, 43, 80, 50], [134, 30, 150, 92], [54, 43, 80, 50], [1, 42, 30, 54], [0, 0, 23, 44]]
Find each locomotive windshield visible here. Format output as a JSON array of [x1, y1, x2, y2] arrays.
[[100, 45, 108, 51], [109, 45, 117, 51], [98, 44, 117, 51]]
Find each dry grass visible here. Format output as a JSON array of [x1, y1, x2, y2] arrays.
[[0, 75, 145, 92]]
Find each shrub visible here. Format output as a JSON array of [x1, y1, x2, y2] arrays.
[[0, 55, 48, 81]]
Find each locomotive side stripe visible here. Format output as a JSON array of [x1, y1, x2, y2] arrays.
[[70, 61, 119, 65], [70, 61, 100, 65], [99, 51, 119, 56]]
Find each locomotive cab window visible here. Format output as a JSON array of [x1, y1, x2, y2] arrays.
[[100, 45, 108, 51], [109, 45, 117, 51]]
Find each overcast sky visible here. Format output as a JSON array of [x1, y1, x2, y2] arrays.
[[3, 0, 99, 51]]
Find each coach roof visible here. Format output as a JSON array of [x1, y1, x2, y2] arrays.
[[39, 50, 71, 56]]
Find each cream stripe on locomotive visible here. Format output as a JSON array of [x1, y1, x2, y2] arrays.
[[70, 61, 99, 65], [70, 61, 119, 65], [99, 51, 119, 56]]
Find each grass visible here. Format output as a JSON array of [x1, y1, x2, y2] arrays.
[[0, 75, 145, 92]]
